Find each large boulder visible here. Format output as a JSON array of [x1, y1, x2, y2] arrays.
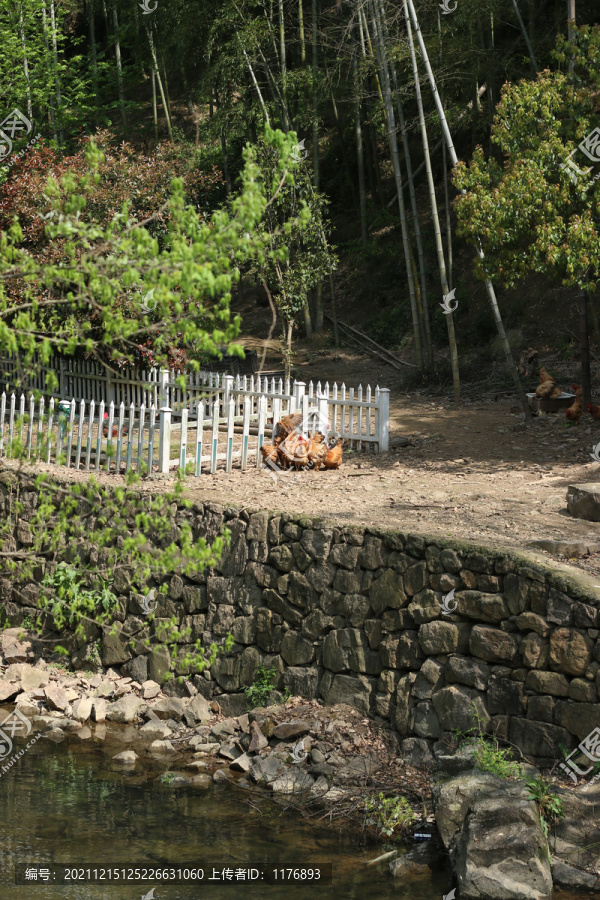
[[432, 772, 552, 900], [566, 483, 600, 522], [106, 694, 143, 724]]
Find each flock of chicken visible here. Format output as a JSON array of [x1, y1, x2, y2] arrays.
[[536, 368, 600, 423], [260, 412, 344, 472]]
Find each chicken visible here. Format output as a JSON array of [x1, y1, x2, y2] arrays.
[[278, 433, 310, 469], [102, 412, 127, 438], [589, 403, 600, 420], [260, 440, 281, 468], [517, 347, 538, 378], [549, 385, 562, 399], [323, 437, 344, 470], [535, 365, 557, 398], [566, 390, 583, 424], [277, 432, 306, 469], [307, 431, 328, 470], [535, 380, 556, 399], [276, 412, 304, 440]]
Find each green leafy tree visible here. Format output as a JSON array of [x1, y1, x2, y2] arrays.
[[0, 125, 310, 677], [252, 135, 337, 376]]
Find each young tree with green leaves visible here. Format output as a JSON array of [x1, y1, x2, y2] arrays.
[[0, 125, 310, 675], [454, 25, 600, 407]]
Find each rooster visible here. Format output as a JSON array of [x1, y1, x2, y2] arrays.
[[323, 437, 344, 470], [589, 402, 600, 420], [566, 385, 583, 424]]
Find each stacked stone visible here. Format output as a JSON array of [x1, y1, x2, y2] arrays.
[[3, 475, 600, 765]]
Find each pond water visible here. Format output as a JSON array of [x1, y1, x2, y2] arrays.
[[0, 726, 593, 900], [0, 727, 449, 900]]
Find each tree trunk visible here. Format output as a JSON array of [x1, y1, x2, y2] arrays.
[[284, 320, 293, 380], [406, 0, 532, 418], [443, 142, 453, 292], [329, 273, 339, 348], [111, 0, 127, 129], [87, 0, 99, 128], [369, 0, 422, 369], [221, 129, 232, 194], [145, 24, 173, 142], [511, 0, 538, 71], [237, 35, 270, 125], [151, 68, 158, 142], [278, 0, 289, 130], [19, 3, 33, 120], [312, 0, 319, 189], [48, 0, 64, 143], [161, 58, 172, 123], [303, 300, 314, 339], [357, 6, 385, 206], [381, 0, 431, 366], [568, 0, 576, 73], [580, 290, 591, 409], [298, 0, 306, 64], [314, 283, 324, 333], [403, 0, 457, 398], [40, 1, 58, 143], [352, 42, 368, 247]]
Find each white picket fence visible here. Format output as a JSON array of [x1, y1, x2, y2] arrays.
[[0, 376, 389, 476]]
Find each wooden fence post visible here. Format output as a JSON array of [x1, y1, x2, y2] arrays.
[[317, 390, 329, 438], [378, 388, 390, 452], [159, 368, 169, 409], [159, 387, 171, 474], [293, 380, 305, 413], [223, 374, 234, 413]]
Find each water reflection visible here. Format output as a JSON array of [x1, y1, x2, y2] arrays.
[[0, 729, 586, 900], [0, 731, 446, 899]]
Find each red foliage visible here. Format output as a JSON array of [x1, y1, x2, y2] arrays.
[[0, 131, 225, 368], [0, 129, 224, 247]]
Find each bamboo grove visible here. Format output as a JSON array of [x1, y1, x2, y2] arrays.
[[0, 0, 599, 410]]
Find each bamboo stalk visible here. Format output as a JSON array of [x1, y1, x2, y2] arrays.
[[368, 0, 422, 371], [406, 0, 531, 418], [403, 0, 459, 402]]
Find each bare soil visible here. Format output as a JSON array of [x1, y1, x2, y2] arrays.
[[14, 344, 600, 584]]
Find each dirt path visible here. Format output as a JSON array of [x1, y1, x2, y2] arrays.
[[187, 396, 600, 561], [8, 347, 600, 579]]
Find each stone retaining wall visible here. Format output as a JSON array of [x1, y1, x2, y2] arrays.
[[3, 474, 600, 765]]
